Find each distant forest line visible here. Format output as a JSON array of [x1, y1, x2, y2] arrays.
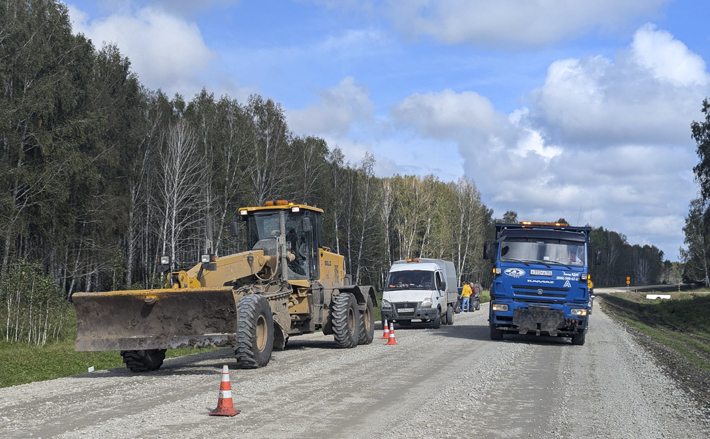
[[0, 0, 679, 344]]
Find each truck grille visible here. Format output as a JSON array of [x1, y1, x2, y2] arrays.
[[512, 285, 568, 303]]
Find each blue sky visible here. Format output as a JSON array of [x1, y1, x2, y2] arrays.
[[65, 0, 710, 261]]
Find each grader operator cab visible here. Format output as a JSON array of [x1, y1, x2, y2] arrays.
[[73, 202, 377, 371]]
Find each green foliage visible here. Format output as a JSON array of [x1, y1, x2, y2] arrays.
[[0, 261, 71, 344], [589, 226, 665, 286], [692, 98, 710, 200]]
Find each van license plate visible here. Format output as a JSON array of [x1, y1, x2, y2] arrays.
[[398, 308, 414, 313]]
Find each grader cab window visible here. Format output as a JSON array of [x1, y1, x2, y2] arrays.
[[245, 210, 319, 281], [246, 213, 281, 248], [285, 213, 309, 279]]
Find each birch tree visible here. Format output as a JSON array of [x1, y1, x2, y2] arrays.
[[154, 118, 205, 270], [246, 95, 289, 205]]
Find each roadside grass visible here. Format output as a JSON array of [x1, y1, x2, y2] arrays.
[[599, 290, 710, 406], [0, 309, 220, 389]]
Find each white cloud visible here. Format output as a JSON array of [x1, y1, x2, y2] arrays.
[[388, 23, 705, 260], [287, 77, 375, 136], [383, 0, 670, 49], [288, 78, 463, 180], [67, 4, 216, 97], [631, 23, 708, 87], [529, 24, 710, 147], [392, 89, 509, 139]]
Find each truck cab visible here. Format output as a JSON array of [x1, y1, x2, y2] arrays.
[[484, 222, 600, 345], [380, 258, 457, 328]]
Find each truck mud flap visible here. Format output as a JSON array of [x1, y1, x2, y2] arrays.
[[513, 308, 565, 336], [73, 287, 239, 351]]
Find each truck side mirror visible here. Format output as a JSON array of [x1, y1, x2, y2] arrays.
[[440, 281, 446, 291], [376, 282, 382, 292], [230, 222, 240, 237], [594, 250, 602, 265], [302, 217, 312, 233], [483, 242, 491, 260]]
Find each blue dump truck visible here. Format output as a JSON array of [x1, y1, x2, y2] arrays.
[[484, 221, 600, 345]]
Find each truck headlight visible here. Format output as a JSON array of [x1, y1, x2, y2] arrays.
[[570, 308, 588, 317], [491, 304, 509, 312], [421, 298, 433, 308], [381, 299, 392, 310]]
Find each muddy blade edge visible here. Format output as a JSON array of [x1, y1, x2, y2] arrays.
[[73, 287, 239, 351]]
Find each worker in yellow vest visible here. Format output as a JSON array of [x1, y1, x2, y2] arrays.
[[461, 282, 473, 312]]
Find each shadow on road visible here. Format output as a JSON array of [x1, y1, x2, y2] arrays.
[[70, 348, 235, 378], [395, 320, 575, 346]]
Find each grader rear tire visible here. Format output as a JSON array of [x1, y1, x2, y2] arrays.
[[120, 349, 166, 372], [358, 295, 375, 345], [332, 293, 361, 348], [235, 294, 274, 369]]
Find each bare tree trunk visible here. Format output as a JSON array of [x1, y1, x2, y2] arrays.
[[381, 179, 393, 266]]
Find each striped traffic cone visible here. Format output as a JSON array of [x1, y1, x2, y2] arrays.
[[209, 365, 240, 417], [386, 322, 398, 345], [381, 319, 390, 339]]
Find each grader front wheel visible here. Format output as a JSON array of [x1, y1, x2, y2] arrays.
[[332, 293, 361, 348], [120, 349, 166, 372], [235, 294, 274, 368]]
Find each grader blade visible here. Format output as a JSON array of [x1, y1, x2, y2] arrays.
[[73, 287, 239, 351]]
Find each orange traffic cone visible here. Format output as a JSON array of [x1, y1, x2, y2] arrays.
[[209, 365, 240, 417], [381, 319, 390, 339], [386, 322, 398, 345]]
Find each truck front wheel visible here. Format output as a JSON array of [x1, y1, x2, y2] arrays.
[[121, 349, 166, 372], [490, 327, 503, 341], [432, 310, 441, 329], [572, 331, 586, 346], [332, 293, 361, 348], [235, 294, 274, 368]]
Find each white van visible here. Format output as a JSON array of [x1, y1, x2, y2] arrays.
[[380, 258, 458, 328]]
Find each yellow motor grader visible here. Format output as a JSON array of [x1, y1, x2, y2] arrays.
[[73, 201, 377, 371]]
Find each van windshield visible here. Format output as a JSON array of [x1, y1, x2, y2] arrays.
[[385, 271, 434, 291]]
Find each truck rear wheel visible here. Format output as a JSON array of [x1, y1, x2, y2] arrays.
[[120, 349, 166, 372], [446, 305, 454, 325], [490, 327, 503, 341], [235, 294, 274, 368], [332, 293, 360, 348], [358, 295, 375, 345]]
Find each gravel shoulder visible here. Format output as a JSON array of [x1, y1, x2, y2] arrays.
[[0, 303, 708, 438]]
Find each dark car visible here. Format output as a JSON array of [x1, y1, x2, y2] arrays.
[[455, 286, 480, 313]]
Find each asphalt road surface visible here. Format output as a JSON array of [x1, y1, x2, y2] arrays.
[[1, 299, 708, 438]]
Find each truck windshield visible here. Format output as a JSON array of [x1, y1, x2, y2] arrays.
[[500, 240, 585, 266], [385, 271, 434, 291]]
